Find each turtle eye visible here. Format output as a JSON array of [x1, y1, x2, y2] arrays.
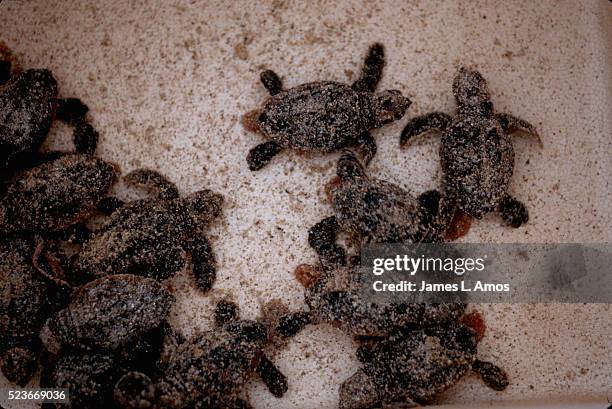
[[382, 98, 393, 110], [258, 112, 268, 123]]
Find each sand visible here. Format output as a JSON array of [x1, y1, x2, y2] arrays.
[[0, 1, 610, 408]]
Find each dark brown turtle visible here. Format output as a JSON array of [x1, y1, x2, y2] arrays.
[[339, 320, 509, 409], [0, 56, 100, 175], [114, 300, 293, 409], [0, 153, 119, 235], [71, 169, 223, 292], [308, 152, 449, 266], [41, 352, 118, 409], [40, 322, 174, 409], [287, 261, 465, 339], [0, 69, 57, 171], [40, 274, 174, 354], [400, 67, 541, 228], [245, 43, 411, 170], [0, 236, 69, 386]]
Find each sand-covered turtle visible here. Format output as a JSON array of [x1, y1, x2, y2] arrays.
[[0, 236, 69, 385], [287, 261, 465, 339], [40, 274, 174, 354], [0, 153, 118, 234], [339, 320, 508, 409], [114, 300, 291, 409], [400, 67, 540, 228], [244, 43, 411, 170], [0, 69, 57, 171], [41, 352, 118, 409], [40, 322, 174, 409], [71, 169, 223, 292], [0, 52, 100, 174], [308, 152, 449, 266]]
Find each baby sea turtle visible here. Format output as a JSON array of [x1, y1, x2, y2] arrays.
[[400, 67, 540, 228], [40, 322, 174, 409], [289, 262, 465, 339], [0, 60, 100, 174], [0, 69, 57, 171], [40, 274, 174, 354], [115, 300, 290, 409], [339, 320, 509, 409], [0, 153, 118, 235], [245, 43, 411, 170], [71, 169, 223, 292], [41, 352, 118, 409], [309, 152, 448, 266], [0, 236, 68, 386]]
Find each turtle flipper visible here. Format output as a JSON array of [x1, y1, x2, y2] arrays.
[[352, 43, 385, 93]]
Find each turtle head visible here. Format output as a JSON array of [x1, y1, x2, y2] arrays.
[[337, 151, 367, 181], [370, 90, 411, 127], [452, 67, 492, 114], [114, 372, 157, 409], [338, 370, 381, 409], [0, 346, 38, 386], [184, 189, 224, 225]]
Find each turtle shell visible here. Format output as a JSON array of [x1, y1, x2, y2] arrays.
[[260, 81, 368, 151], [441, 116, 514, 217], [0, 69, 57, 169]]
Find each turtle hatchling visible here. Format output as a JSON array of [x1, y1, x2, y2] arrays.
[[287, 261, 465, 338], [309, 152, 449, 266], [0, 153, 118, 235], [0, 236, 67, 385], [245, 43, 411, 170], [400, 67, 540, 228], [0, 53, 101, 174], [114, 299, 293, 409], [71, 169, 223, 292], [339, 320, 509, 409], [40, 274, 174, 354]]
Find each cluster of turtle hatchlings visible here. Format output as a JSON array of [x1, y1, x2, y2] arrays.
[[0, 42, 539, 408]]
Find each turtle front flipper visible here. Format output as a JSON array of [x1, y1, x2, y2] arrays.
[[499, 194, 529, 228], [260, 70, 283, 96], [352, 43, 385, 93], [275, 311, 312, 339], [185, 234, 217, 293], [496, 112, 542, 147], [56, 98, 89, 124], [472, 359, 509, 391], [400, 112, 452, 146], [56, 97, 100, 156], [256, 355, 288, 398], [247, 140, 283, 171], [356, 132, 377, 165], [308, 216, 347, 267], [72, 121, 99, 155], [124, 168, 180, 200]]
